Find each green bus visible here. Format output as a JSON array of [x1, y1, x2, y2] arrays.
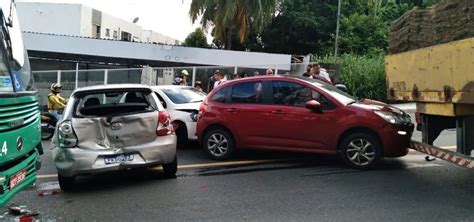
[[0, 1, 42, 206]]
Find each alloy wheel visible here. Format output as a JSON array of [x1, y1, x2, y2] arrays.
[[207, 133, 229, 157], [345, 139, 375, 166]]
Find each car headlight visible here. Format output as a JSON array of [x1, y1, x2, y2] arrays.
[[374, 110, 411, 124]]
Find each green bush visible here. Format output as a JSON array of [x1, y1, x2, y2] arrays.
[[315, 54, 387, 102]]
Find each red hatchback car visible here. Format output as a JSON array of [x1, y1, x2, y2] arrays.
[[196, 75, 414, 169]]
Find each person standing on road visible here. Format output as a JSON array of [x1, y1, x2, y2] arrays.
[[302, 64, 312, 77], [179, 70, 189, 86], [207, 70, 218, 92], [265, 69, 274, 75], [310, 63, 332, 84], [213, 70, 225, 89]]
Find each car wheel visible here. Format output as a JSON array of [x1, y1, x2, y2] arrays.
[[162, 156, 177, 179], [58, 174, 75, 191], [175, 122, 189, 149], [203, 128, 235, 160], [339, 132, 382, 170]]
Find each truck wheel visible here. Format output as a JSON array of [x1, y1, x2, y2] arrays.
[[203, 128, 235, 160], [58, 174, 75, 191], [162, 156, 177, 179], [339, 133, 382, 170]]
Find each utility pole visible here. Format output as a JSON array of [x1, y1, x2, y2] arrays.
[[334, 0, 342, 62]]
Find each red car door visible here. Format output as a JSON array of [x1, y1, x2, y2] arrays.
[[266, 80, 341, 151], [224, 81, 275, 148]]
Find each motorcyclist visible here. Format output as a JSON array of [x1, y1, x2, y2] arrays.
[[47, 83, 67, 119]]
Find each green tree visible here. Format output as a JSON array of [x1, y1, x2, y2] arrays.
[[339, 13, 388, 55], [182, 28, 209, 48], [189, 0, 278, 50], [246, 0, 338, 55]]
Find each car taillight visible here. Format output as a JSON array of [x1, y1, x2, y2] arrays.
[[58, 120, 78, 148], [157, 111, 174, 136]]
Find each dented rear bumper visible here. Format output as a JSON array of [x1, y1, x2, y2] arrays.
[[52, 135, 177, 177]]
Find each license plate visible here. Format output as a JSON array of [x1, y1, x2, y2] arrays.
[[104, 154, 134, 164], [10, 169, 26, 190]]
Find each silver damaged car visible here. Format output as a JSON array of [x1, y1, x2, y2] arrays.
[[51, 84, 177, 190]]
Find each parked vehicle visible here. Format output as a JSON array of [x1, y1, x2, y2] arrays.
[[152, 85, 206, 148], [51, 84, 177, 190], [196, 76, 414, 169], [385, 2, 474, 168]]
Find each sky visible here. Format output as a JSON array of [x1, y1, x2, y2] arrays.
[[17, 0, 208, 42]]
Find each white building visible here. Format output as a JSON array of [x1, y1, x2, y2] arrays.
[[16, 2, 179, 44]]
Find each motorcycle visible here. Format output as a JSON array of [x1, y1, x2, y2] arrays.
[[41, 112, 58, 140]]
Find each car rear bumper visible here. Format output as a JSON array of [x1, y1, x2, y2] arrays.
[[380, 124, 414, 157], [52, 135, 177, 177]]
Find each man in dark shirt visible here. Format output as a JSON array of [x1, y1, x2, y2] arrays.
[[302, 64, 312, 77]]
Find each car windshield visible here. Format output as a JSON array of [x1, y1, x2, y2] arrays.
[[298, 77, 356, 105], [161, 87, 206, 104]]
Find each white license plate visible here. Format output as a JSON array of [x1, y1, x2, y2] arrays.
[[10, 169, 26, 190], [104, 154, 134, 164]]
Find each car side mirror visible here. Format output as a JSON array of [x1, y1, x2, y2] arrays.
[[335, 84, 347, 92], [305, 100, 322, 112]]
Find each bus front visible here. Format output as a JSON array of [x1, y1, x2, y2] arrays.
[[0, 2, 42, 207]]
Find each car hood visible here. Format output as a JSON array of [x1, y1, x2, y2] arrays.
[[350, 99, 405, 114]]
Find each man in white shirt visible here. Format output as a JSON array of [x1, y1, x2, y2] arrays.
[[213, 70, 225, 89], [310, 63, 332, 84]]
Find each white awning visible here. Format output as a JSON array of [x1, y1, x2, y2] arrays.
[[23, 32, 291, 70]]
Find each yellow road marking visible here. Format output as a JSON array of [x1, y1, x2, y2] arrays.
[[36, 159, 284, 179]]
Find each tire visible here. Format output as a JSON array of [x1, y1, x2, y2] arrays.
[[175, 122, 189, 149], [58, 174, 75, 191], [203, 128, 235, 160], [339, 132, 382, 170], [162, 156, 177, 179], [41, 123, 54, 141]]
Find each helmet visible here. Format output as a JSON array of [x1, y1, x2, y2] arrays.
[[50, 83, 62, 91]]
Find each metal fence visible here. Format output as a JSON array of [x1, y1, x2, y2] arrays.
[[33, 63, 338, 107]]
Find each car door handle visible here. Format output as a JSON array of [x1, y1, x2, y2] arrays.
[[271, 110, 286, 114], [226, 108, 238, 113]]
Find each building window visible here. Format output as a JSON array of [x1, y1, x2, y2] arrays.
[[121, 31, 132, 41], [105, 28, 110, 37], [113, 31, 118, 38], [92, 24, 101, 38]]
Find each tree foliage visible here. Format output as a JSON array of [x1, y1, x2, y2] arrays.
[[189, 0, 278, 50], [182, 28, 209, 48]]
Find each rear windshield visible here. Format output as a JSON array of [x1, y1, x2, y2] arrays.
[[162, 87, 206, 104], [75, 90, 155, 117]]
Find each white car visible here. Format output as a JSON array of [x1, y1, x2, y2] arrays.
[[151, 86, 207, 148]]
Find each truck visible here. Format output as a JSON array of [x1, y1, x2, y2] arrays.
[[0, 0, 43, 206], [385, 0, 473, 169]]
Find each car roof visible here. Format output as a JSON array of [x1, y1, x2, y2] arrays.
[[151, 85, 193, 90], [72, 84, 152, 94]]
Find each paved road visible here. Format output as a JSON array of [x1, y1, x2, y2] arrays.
[[6, 109, 472, 221]]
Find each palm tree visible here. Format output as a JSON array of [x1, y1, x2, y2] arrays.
[[189, 0, 278, 50]]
